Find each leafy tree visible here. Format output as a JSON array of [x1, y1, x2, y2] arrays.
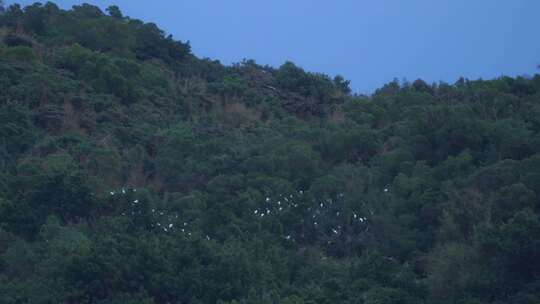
[[106, 5, 123, 19], [426, 243, 481, 303]]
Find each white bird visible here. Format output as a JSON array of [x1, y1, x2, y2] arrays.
[[320, 203, 324, 208], [169, 223, 173, 228], [285, 235, 291, 240], [266, 197, 270, 202], [333, 229, 338, 234], [384, 188, 389, 193], [206, 235, 211, 240], [110, 192, 115, 195], [134, 199, 139, 203], [254, 210, 258, 214], [279, 207, 283, 211]]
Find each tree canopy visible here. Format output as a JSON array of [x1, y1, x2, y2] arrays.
[[0, 2, 539, 303]]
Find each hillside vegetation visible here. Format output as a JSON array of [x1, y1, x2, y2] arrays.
[[0, 2, 540, 303]]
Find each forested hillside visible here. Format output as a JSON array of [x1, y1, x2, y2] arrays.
[[1, 2, 539, 303]]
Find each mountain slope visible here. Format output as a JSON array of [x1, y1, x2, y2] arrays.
[[0, 2, 540, 304]]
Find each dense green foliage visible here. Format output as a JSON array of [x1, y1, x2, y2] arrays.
[[1, 2, 540, 303]]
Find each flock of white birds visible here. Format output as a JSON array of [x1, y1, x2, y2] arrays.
[[252, 190, 370, 242], [110, 187, 210, 239], [108, 186, 386, 243]]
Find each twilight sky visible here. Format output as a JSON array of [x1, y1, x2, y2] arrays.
[[9, 0, 540, 93]]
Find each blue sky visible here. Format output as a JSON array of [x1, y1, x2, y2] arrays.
[[9, 0, 540, 93]]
